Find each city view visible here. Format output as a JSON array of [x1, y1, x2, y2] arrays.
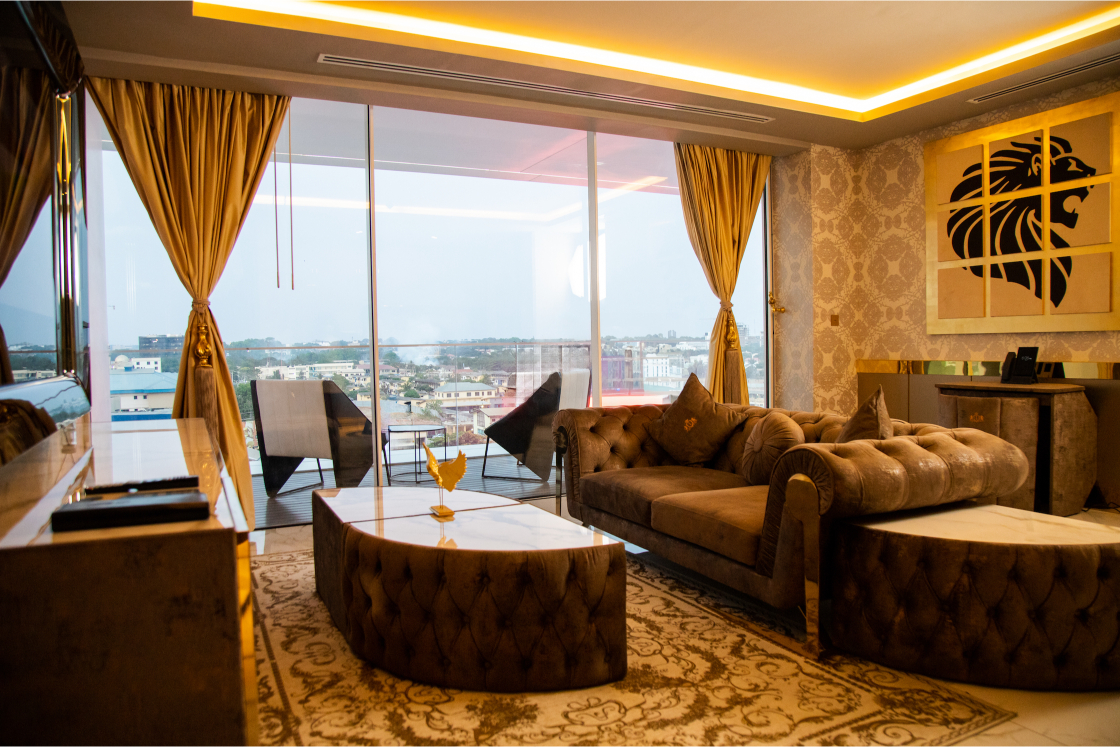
[[99, 101, 770, 463]]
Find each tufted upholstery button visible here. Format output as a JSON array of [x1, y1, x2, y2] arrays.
[[1055, 566, 1067, 579], [1054, 652, 1069, 667], [1077, 609, 1090, 624], [1099, 566, 1111, 580]]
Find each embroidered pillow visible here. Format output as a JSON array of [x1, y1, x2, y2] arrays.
[[646, 374, 748, 466], [835, 385, 893, 443], [738, 412, 805, 485]]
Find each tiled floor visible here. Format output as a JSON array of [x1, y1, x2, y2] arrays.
[[250, 504, 1120, 746]]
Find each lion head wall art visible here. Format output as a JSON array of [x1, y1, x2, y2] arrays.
[[926, 97, 1119, 334]]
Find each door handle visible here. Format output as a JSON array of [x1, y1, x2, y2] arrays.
[[768, 292, 786, 313]]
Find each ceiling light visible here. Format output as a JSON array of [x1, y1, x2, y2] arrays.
[[195, 0, 1120, 120]]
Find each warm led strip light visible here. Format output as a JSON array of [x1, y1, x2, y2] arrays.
[[195, 0, 1120, 119]]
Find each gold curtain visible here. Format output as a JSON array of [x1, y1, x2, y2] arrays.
[[0, 67, 55, 385], [88, 77, 290, 529], [674, 143, 770, 404]]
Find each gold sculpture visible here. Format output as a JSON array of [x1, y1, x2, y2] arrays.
[[423, 443, 466, 521]]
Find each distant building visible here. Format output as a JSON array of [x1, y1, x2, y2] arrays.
[[668, 329, 677, 339], [138, 335, 184, 352], [110, 372, 178, 417], [12, 370, 54, 382], [642, 353, 685, 390], [473, 406, 513, 433], [433, 382, 498, 407], [111, 355, 162, 372]]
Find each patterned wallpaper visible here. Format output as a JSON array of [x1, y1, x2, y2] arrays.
[[771, 149, 813, 411], [772, 75, 1120, 415]]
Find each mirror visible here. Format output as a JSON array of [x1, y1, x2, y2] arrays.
[[0, 2, 89, 466]]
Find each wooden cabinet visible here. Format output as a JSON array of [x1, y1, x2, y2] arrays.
[[0, 418, 256, 745], [936, 382, 1097, 516]]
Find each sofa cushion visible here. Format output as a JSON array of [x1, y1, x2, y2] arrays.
[[738, 412, 805, 485], [646, 374, 748, 466], [651, 486, 769, 566], [579, 466, 748, 527], [836, 385, 892, 443]]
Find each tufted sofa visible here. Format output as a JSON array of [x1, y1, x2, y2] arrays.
[[553, 404, 1029, 651]]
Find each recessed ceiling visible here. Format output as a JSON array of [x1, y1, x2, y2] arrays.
[[64, 1, 1120, 154]]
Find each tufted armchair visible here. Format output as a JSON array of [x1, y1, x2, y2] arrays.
[[553, 404, 1029, 652]]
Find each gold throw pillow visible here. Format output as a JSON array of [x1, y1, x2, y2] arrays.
[[646, 374, 748, 466], [835, 385, 893, 443]]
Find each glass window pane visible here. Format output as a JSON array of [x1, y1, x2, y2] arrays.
[[596, 134, 768, 406], [373, 108, 592, 455]]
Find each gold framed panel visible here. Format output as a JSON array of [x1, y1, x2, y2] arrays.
[[925, 91, 1120, 334]]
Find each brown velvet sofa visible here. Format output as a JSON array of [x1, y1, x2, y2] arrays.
[[553, 404, 1029, 651]]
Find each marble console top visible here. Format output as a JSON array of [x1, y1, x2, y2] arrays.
[[0, 418, 242, 549], [852, 503, 1120, 545], [314, 487, 518, 523], [349, 503, 616, 552]]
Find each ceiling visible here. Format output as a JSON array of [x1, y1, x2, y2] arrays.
[[65, 1, 1120, 155]]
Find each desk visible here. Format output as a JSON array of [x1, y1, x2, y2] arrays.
[[0, 417, 256, 745]]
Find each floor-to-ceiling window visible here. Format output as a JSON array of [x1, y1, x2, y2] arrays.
[[595, 134, 769, 407], [96, 96, 771, 488], [373, 107, 592, 464], [97, 98, 372, 470]]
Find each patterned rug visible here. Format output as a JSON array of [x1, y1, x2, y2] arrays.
[[253, 551, 1012, 745]]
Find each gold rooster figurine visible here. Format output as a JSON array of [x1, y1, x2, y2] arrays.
[[423, 443, 466, 521]]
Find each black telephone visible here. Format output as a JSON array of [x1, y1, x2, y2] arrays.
[[1000, 346, 1039, 385]]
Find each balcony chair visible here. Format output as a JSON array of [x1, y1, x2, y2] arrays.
[[481, 369, 591, 482], [251, 379, 388, 497]]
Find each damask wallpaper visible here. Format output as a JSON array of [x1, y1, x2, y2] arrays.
[[772, 75, 1120, 415]]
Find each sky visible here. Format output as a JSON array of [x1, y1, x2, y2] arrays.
[[97, 102, 768, 353]]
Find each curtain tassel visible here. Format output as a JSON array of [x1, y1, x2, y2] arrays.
[[193, 321, 221, 441]]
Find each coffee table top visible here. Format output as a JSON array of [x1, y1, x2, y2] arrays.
[[314, 487, 517, 524], [850, 502, 1120, 546], [350, 503, 616, 551]]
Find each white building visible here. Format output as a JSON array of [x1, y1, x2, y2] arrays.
[[473, 406, 513, 434], [433, 382, 498, 407], [642, 353, 685, 389]]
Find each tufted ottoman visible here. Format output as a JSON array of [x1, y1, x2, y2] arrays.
[[830, 502, 1120, 690], [314, 491, 627, 692]]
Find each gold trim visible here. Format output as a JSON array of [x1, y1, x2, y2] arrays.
[[925, 91, 1120, 334], [858, 359, 1120, 378]]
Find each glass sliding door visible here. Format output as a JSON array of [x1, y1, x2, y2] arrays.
[[372, 107, 591, 468], [594, 133, 769, 407]]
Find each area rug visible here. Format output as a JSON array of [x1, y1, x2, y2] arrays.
[[253, 551, 1013, 745]]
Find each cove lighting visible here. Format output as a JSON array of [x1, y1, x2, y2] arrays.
[[195, 0, 1120, 119]]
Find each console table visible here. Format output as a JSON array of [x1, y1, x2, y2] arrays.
[[936, 381, 1097, 515], [0, 417, 256, 745]]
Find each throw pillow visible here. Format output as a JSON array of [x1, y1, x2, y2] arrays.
[[739, 412, 805, 485], [646, 373, 748, 465], [835, 385, 892, 443]]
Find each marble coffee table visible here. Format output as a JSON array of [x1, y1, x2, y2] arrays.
[[829, 501, 1120, 691], [313, 487, 627, 692]]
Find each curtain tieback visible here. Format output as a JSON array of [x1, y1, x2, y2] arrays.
[[719, 300, 734, 312], [192, 300, 210, 314]]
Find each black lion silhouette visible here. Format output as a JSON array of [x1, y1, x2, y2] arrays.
[[945, 135, 1096, 308]]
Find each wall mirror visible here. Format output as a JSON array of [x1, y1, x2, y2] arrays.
[[0, 2, 89, 467]]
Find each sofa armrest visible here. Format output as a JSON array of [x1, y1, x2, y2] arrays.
[[770, 428, 1028, 526], [763, 428, 1028, 657], [553, 405, 671, 510]]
